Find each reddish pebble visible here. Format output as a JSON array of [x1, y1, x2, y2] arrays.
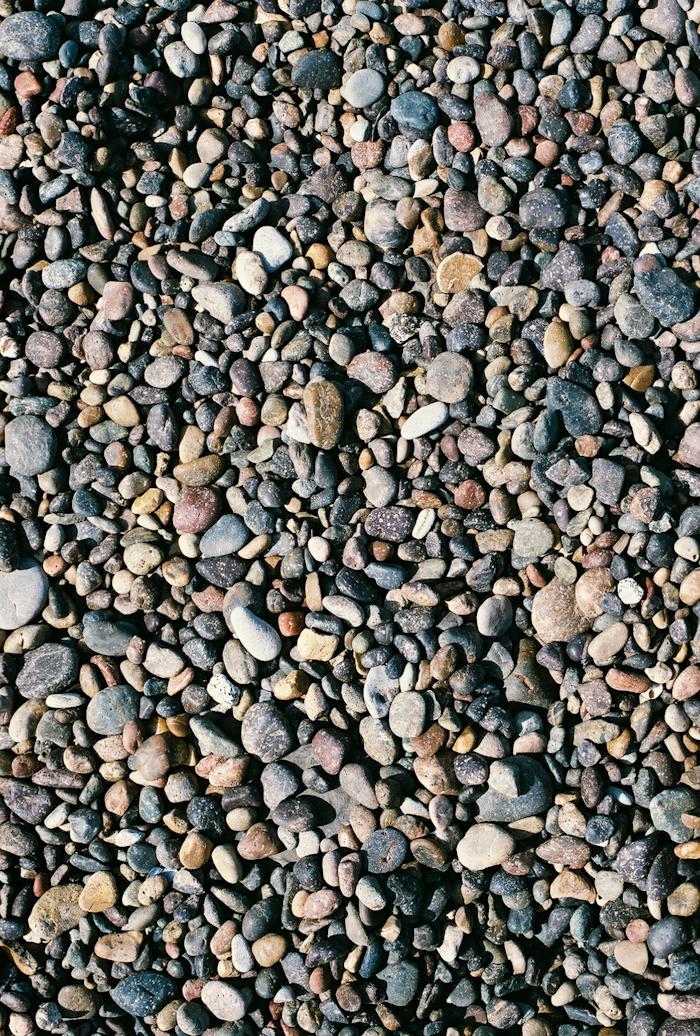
[[281, 284, 309, 321], [447, 122, 475, 152], [278, 611, 305, 637], [236, 397, 260, 427], [14, 72, 42, 98], [535, 139, 559, 166], [454, 480, 486, 509], [182, 979, 206, 1001], [626, 919, 649, 943]]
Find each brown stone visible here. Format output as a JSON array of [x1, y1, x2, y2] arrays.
[[531, 578, 593, 643], [237, 822, 282, 860], [414, 751, 461, 795], [94, 932, 143, 962], [536, 836, 590, 868]]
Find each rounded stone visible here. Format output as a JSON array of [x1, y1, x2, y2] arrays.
[[5, 416, 56, 475]]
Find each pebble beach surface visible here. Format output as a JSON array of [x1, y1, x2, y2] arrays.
[[0, 0, 700, 1035]]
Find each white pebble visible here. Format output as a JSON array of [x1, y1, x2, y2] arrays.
[[400, 401, 448, 440]]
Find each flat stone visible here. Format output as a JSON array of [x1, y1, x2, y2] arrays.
[[192, 283, 246, 324], [342, 68, 385, 107], [28, 885, 85, 941], [531, 578, 593, 643], [252, 226, 293, 272], [304, 381, 344, 449], [0, 12, 60, 60]]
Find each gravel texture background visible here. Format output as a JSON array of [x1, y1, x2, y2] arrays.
[[0, 0, 699, 1035]]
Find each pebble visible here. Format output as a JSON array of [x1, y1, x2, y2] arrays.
[[227, 606, 282, 661], [0, 11, 59, 60]]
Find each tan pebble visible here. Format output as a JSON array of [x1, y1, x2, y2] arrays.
[[252, 933, 286, 967], [613, 940, 648, 975], [78, 871, 118, 913]]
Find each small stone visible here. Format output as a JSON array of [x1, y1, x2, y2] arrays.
[[28, 886, 86, 941], [201, 981, 248, 1021], [192, 283, 245, 324], [0, 559, 48, 630], [342, 68, 385, 107], [241, 702, 293, 763], [304, 381, 344, 449], [79, 872, 118, 913], [401, 402, 449, 440], [252, 226, 293, 272], [426, 353, 474, 403], [227, 606, 281, 661], [388, 691, 426, 738], [5, 416, 56, 475], [292, 50, 342, 90], [111, 973, 178, 1017], [457, 823, 515, 870], [531, 579, 593, 643]]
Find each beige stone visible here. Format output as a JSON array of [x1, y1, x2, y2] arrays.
[[252, 933, 287, 967], [543, 321, 574, 368], [532, 578, 593, 644], [179, 831, 212, 870], [575, 567, 615, 618], [296, 629, 339, 661], [103, 395, 140, 427], [27, 886, 86, 942], [457, 823, 515, 870], [550, 868, 595, 902], [588, 622, 629, 665], [668, 881, 700, 916], [436, 252, 483, 293], [79, 871, 118, 913], [613, 940, 648, 974], [94, 932, 143, 962], [680, 570, 700, 606]]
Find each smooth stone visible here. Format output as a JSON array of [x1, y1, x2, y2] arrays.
[[457, 823, 515, 870], [388, 691, 426, 738], [192, 283, 246, 324], [531, 578, 594, 643], [0, 11, 60, 60], [252, 226, 293, 272], [28, 885, 85, 941], [227, 606, 281, 661], [342, 68, 385, 107], [426, 353, 474, 403], [201, 981, 249, 1022], [292, 49, 342, 90], [5, 416, 56, 475], [401, 402, 449, 440], [241, 702, 293, 763], [86, 687, 140, 735], [0, 559, 48, 630], [303, 381, 344, 450], [199, 515, 250, 557], [111, 973, 178, 1017], [16, 643, 78, 699], [650, 789, 699, 843]]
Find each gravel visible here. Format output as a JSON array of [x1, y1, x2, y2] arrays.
[[0, 0, 699, 1033]]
